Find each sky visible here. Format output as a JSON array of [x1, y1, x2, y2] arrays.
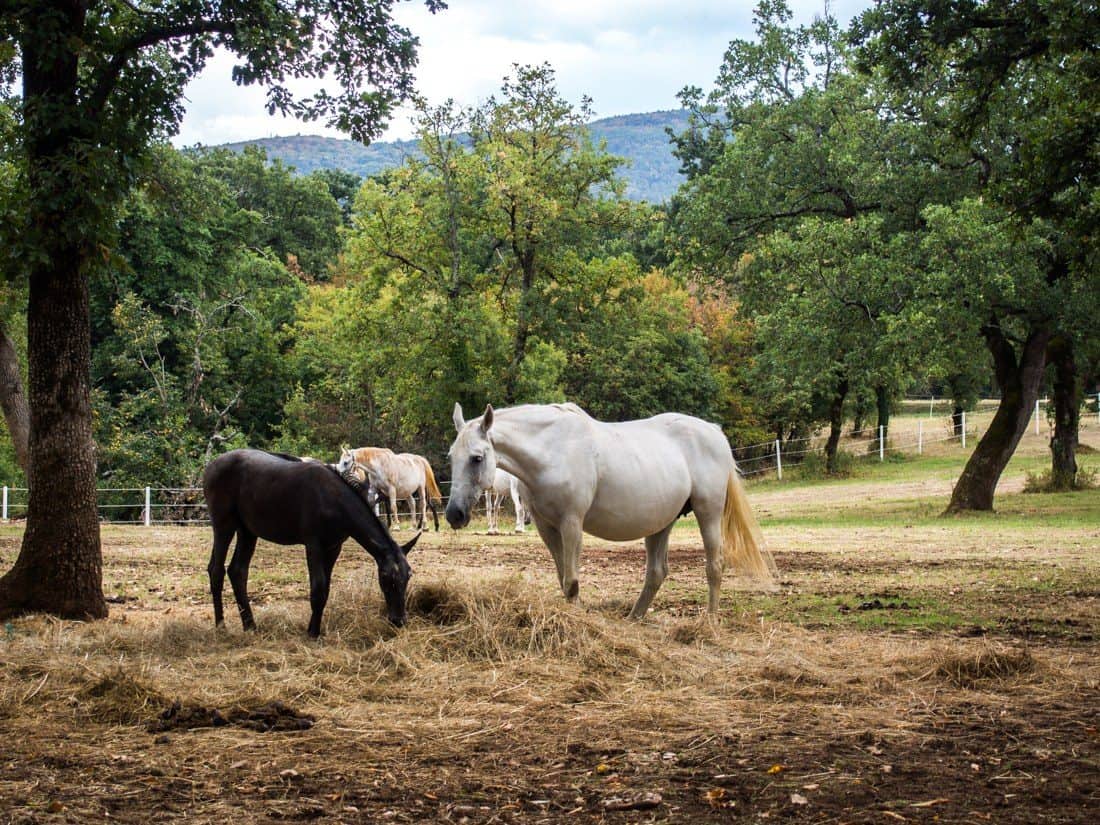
[[172, 0, 875, 148]]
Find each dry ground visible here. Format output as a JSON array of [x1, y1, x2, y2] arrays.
[[0, 449, 1097, 823]]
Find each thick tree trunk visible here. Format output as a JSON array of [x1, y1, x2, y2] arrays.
[[0, 2, 106, 620], [951, 404, 965, 439], [824, 378, 849, 474], [946, 324, 1050, 513], [0, 322, 30, 478], [1047, 334, 1079, 490], [0, 253, 106, 620]]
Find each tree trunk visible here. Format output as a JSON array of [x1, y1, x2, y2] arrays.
[[0, 3, 106, 620], [1047, 334, 1079, 490], [0, 322, 30, 479], [0, 251, 106, 620], [946, 323, 1051, 513], [824, 378, 849, 474], [504, 250, 536, 405], [951, 404, 964, 439], [874, 385, 890, 440]]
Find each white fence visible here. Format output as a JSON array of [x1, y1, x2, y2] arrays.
[[0, 480, 474, 526], [1, 396, 1095, 525]]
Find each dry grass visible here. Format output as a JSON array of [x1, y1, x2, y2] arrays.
[[0, 476, 1098, 821]]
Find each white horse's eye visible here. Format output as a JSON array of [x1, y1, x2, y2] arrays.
[[472, 455, 483, 464]]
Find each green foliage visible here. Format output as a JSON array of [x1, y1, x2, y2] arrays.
[[90, 147, 306, 485]]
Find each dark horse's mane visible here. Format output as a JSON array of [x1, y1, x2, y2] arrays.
[[262, 450, 307, 463]]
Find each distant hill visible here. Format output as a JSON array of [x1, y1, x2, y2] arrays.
[[219, 110, 692, 203]]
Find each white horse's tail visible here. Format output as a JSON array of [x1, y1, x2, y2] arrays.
[[422, 460, 443, 504], [721, 469, 777, 581]]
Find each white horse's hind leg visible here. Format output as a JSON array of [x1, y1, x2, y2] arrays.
[[699, 515, 725, 615], [629, 522, 673, 619]]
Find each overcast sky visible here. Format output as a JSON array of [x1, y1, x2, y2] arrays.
[[173, 0, 875, 147]]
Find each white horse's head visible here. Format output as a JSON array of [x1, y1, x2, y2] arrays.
[[446, 402, 497, 529], [336, 447, 379, 506], [336, 446, 358, 476]]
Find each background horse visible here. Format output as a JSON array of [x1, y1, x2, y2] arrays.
[[339, 447, 443, 531], [484, 468, 526, 534], [447, 402, 775, 618], [203, 449, 418, 637]]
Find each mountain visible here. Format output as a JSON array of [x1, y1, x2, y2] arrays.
[[219, 109, 692, 203]]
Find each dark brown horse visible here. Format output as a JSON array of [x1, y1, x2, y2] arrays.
[[202, 449, 418, 637]]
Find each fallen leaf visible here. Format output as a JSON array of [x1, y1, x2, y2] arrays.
[[790, 792, 809, 805], [705, 788, 726, 808], [767, 764, 785, 774]]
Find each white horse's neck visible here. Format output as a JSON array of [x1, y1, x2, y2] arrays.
[[488, 405, 583, 488]]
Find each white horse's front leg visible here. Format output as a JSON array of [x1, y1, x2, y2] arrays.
[[512, 490, 525, 533], [531, 516, 564, 587], [558, 517, 584, 603], [389, 489, 401, 530]]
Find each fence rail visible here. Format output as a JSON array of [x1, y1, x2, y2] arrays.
[[2, 396, 1095, 525]]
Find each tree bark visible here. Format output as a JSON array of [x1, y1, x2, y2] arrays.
[[1047, 334, 1079, 490], [946, 323, 1051, 513], [824, 378, 849, 474], [0, 247, 106, 620], [0, 2, 106, 620], [0, 322, 30, 479], [874, 384, 890, 440]]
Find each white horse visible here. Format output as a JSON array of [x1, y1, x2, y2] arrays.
[[338, 447, 443, 531], [484, 468, 527, 534], [446, 402, 775, 618]]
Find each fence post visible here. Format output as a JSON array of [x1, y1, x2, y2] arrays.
[[929, 395, 934, 418], [775, 439, 782, 481], [961, 411, 967, 449], [918, 420, 923, 455], [879, 426, 885, 461], [2, 485, 6, 521], [1035, 399, 1040, 435], [144, 486, 151, 527]]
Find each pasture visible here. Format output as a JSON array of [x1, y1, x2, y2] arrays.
[[0, 431, 1097, 823]]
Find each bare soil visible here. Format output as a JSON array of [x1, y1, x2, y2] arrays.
[[0, 479, 1097, 823]]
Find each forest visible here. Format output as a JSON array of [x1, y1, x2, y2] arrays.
[[0, 1, 1096, 618]]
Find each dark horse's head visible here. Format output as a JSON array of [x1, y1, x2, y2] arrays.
[[378, 532, 419, 627]]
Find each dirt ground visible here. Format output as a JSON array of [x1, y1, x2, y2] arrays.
[[0, 473, 1097, 823]]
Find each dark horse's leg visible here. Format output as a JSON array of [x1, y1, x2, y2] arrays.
[[227, 529, 259, 631], [207, 521, 236, 627], [305, 542, 341, 639]]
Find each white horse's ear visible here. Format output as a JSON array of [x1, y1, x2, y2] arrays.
[[481, 404, 494, 433], [452, 402, 465, 433]]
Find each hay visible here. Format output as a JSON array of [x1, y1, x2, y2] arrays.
[[917, 644, 1040, 688]]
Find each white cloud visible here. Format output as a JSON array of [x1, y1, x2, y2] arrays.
[[172, 0, 874, 147]]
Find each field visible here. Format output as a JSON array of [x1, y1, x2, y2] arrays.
[[0, 423, 1098, 823]]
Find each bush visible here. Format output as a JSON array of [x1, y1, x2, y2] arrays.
[[1023, 465, 1098, 493]]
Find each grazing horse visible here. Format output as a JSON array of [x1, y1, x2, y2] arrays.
[[202, 449, 418, 637], [338, 447, 443, 531], [484, 468, 527, 534], [447, 403, 775, 618]]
